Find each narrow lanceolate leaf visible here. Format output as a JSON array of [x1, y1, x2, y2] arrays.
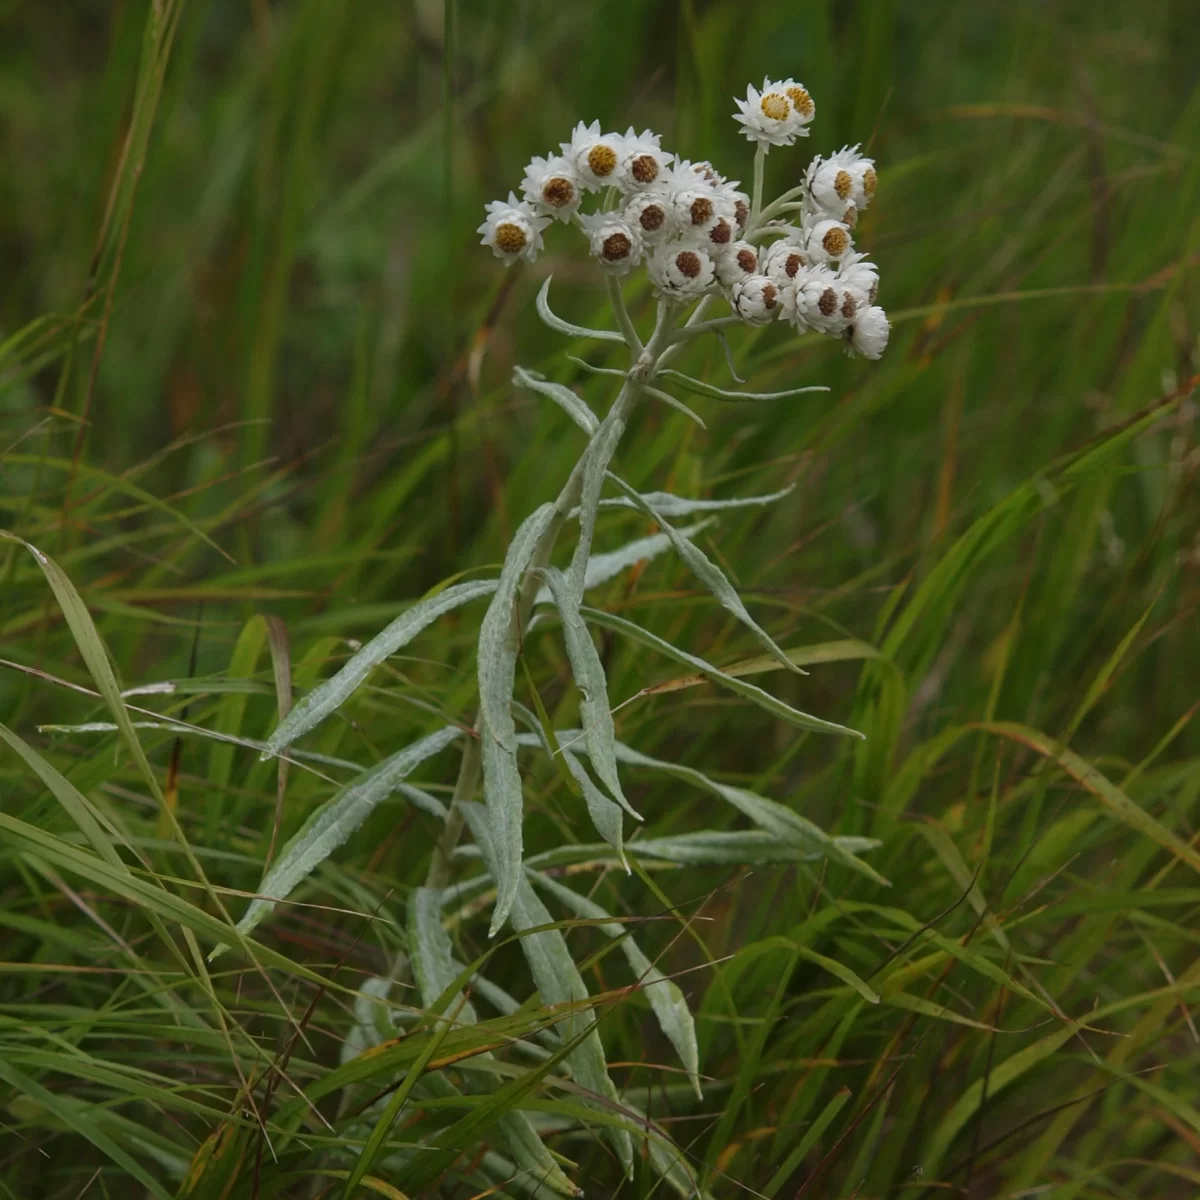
[[409, 887, 580, 1197], [529, 869, 702, 1098], [540, 567, 639, 824], [532, 521, 712, 607], [565, 407, 630, 614], [581, 606, 864, 738], [513, 365, 598, 435], [225, 726, 461, 948], [262, 578, 497, 757], [462, 803, 635, 1176], [535, 275, 625, 343], [478, 503, 556, 935], [596, 485, 794, 518], [574, 735, 886, 885], [561, 747, 629, 870], [657, 368, 830, 402], [644, 385, 706, 428], [606, 473, 797, 674]]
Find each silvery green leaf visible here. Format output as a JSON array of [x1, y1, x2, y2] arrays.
[[566, 355, 625, 378], [580, 606, 863, 739], [645, 385, 706, 428], [634, 829, 879, 865], [409, 887, 579, 1196], [532, 521, 712, 608], [606, 473, 797, 674], [529, 870, 701, 1098], [513, 365, 598, 436], [225, 726, 461, 947], [536, 275, 625, 343], [540, 567, 639, 826], [658, 368, 830, 402], [596, 486, 793, 519], [608, 739, 886, 886], [565, 407, 629, 613], [341, 975, 397, 1065], [461, 802, 634, 1176], [562, 747, 629, 871], [261, 579, 497, 757], [478, 503, 556, 936]]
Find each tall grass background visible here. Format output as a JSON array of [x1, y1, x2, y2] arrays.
[[1, 1, 1198, 1195]]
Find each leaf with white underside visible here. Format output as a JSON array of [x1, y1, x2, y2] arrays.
[[540, 567, 639, 826], [579, 606, 863, 738], [462, 802, 635, 1176], [261, 579, 496, 758], [594, 485, 794, 518], [223, 726, 461, 948], [341, 975, 398, 1065], [658, 368, 829, 401], [606, 473, 797, 674], [561, 747, 630, 870], [528, 869, 701, 1097], [536, 275, 625, 343], [513, 365, 598, 436], [565, 407, 629, 614], [478, 503, 556, 935], [409, 887, 579, 1196]]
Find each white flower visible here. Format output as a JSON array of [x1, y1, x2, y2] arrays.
[[777, 78, 816, 127], [561, 120, 625, 191], [618, 128, 673, 190], [732, 78, 809, 150], [649, 242, 717, 300], [579, 212, 643, 274], [801, 217, 853, 266], [624, 190, 676, 243], [789, 264, 845, 333], [806, 145, 877, 216], [675, 159, 727, 189], [731, 275, 784, 325], [760, 236, 809, 287], [477, 193, 550, 265], [716, 240, 760, 288], [845, 304, 890, 359], [729, 189, 751, 233], [702, 213, 737, 254], [520, 154, 582, 221], [838, 250, 880, 305]]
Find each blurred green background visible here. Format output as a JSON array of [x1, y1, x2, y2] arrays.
[[1, 0, 1199, 1196]]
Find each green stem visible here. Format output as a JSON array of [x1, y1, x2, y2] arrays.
[[750, 142, 766, 222]]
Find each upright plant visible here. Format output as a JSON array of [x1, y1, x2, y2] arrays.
[[245, 76, 892, 1193]]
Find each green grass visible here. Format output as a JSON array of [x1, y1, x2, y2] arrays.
[[2, 1, 1199, 1196]]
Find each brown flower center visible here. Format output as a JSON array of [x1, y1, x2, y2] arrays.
[[785, 252, 804, 277], [841, 292, 857, 319], [675, 250, 702, 279], [786, 85, 814, 118], [734, 198, 749, 229], [708, 218, 732, 245], [736, 248, 757, 273], [822, 226, 849, 257], [630, 154, 659, 184], [760, 92, 790, 121], [542, 177, 575, 208], [762, 283, 778, 309], [587, 144, 618, 177], [817, 287, 837, 317], [602, 231, 633, 262], [494, 223, 527, 253], [639, 204, 665, 232], [842, 204, 858, 228], [688, 196, 713, 226]]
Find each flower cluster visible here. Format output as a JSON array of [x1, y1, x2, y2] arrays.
[[477, 78, 889, 360]]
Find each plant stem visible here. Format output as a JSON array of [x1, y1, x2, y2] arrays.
[[605, 274, 643, 358], [750, 142, 766, 222]]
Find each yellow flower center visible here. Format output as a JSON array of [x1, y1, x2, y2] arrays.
[[786, 85, 814, 118], [862, 166, 878, 198], [587, 144, 618, 177], [495, 222, 527, 253], [834, 169, 853, 201], [760, 92, 791, 122], [822, 226, 849, 257]]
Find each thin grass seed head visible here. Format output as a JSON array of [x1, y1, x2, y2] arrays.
[[478, 77, 889, 353]]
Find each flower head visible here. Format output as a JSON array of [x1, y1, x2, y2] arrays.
[[732, 78, 810, 150], [788, 264, 845, 333], [562, 121, 625, 192], [521, 154, 582, 221], [845, 304, 890, 359], [802, 217, 853, 266], [716, 240, 759, 288], [838, 250, 880, 305], [806, 145, 877, 218], [580, 211, 643, 274], [760, 236, 809, 287], [731, 275, 784, 326], [624, 190, 676, 244], [649, 243, 717, 300], [619, 128, 673, 190], [477, 193, 550, 265]]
